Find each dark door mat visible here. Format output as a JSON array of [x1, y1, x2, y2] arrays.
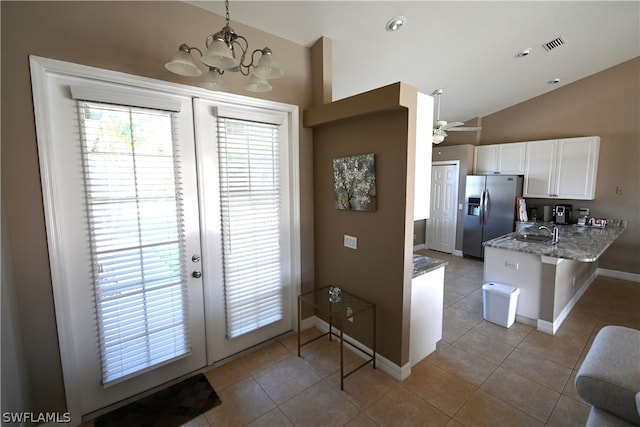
[[95, 373, 221, 427]]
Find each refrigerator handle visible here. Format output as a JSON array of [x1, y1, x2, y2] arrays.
[[482, 189, 489, 224], [479, 190, 485, 225]]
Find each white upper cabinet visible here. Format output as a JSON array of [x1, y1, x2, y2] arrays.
[[523, 136, 600, 200], [474, 142, 526, 175]]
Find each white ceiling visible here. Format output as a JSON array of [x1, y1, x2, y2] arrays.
[[187, 1, 639, 123]]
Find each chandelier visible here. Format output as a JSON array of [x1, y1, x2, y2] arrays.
[[165, 0, 284, 92]]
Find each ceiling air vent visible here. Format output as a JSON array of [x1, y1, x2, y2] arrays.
[[543, 36, 566, 52]]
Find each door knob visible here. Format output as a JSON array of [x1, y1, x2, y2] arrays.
[[192, 270, 202, 278]]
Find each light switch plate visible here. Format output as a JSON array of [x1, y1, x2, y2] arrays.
[[344, 235, 357, 249]]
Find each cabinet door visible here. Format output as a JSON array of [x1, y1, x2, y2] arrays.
[[523, 140, 557, 197], [474, 145, 497, 174], [497, 142, 526, 175], [555, 136, 600, 199]]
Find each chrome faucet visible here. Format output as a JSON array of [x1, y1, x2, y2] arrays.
[[539, 225, 559, 244]]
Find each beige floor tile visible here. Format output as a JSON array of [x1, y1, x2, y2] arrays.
[[444, 306, 484, 330], [480, 366, 560, 423], [517, 330, 584, 369], [298, 336, 361, 378], [365, 386, 450, 427], [204, 357, 250, 391], [545, 395, 590, 427], [204, 377, 275, 426], [253, 355, 322, 404], [344, 412, 380, 427], [451, 293, 484, 315], [442, 321, 469, 344], [452, 330, 515, 365], [443, 289, 466, 308], [325, 359, 395, 409], [447, 275, 483, 297], [279, 381, 359, 427], [427, 341, 498, 387], [501, 348, 572, 392], [279, 327, 325, 354], [471, 319, 533, 347], [240, 341, 292, 375], [454, 390, 544, 427], [181, 414, 210, 426], [562, 370, 585, 404], [402, 360, 476, 417], [246, 407, 294, 427]]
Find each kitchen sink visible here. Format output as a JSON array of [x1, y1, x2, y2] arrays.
[[514, 234, 552, 243]]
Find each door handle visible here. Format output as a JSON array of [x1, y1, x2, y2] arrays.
[[192, 270, 202, 278]]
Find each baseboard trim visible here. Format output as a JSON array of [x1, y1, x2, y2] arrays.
[[597, 268, 640, 283], [305, 316, 409, 382], [538, 268, 599, 335]]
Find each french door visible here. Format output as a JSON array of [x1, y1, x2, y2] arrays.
[[31, 57, 298, 423]]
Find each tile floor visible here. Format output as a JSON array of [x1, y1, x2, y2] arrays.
[[182, 250, 640, 426]]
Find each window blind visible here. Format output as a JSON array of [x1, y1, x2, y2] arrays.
[[217, 116, 284, 339], [78, 101, 190, 385]]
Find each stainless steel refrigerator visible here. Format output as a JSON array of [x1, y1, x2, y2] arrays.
[[463, 175, 523, 258]]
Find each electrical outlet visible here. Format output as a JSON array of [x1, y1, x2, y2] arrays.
[[346, 307, 353, 322], [344, 235, 357, 249], [505, 261, 519, 270], [616, 186, 624, 195]]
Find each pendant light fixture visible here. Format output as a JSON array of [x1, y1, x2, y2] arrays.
[[165, 0, 284, 92]]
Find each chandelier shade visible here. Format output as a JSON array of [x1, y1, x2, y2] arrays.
[[201, 37, 240, 70], [245, 74, 272, 93], [165, 44, 203, 77], [252, 48, 284, 80], [200, 68, 230, 91], [164, 0, 283, 92]]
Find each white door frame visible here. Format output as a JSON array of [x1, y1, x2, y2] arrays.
[[30, 55, 301, 424], [428, 161, 460, 254]]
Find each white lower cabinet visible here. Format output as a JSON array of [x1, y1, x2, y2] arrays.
[[523, 136, 600, 200], [410, 266, 444, 367]]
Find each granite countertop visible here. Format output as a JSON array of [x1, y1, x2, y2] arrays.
[[413, 254, 448, 278], [483, 219, 627, 262]]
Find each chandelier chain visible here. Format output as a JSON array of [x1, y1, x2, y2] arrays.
[[225, 0, 230, 25]]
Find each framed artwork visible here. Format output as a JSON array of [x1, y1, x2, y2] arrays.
[[333, 153, 377, 211]]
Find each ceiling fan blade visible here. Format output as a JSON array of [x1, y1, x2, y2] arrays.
[[447, 126, 482, 132], [439, 121, 464, 130]]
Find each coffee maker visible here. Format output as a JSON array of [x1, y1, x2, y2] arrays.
[[554, 204, 573, 224]]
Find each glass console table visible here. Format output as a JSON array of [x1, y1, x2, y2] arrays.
[[297, 286, 376, 390]]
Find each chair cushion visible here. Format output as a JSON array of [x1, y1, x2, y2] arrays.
[[586, 407, 638, 427], [576, 326, 640, 425]]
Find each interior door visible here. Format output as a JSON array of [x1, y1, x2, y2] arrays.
[[428, 163, 458, 253], [31, 68, 206, 417]]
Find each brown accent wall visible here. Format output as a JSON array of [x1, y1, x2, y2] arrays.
[[445, 58, 640, 273], [1, 1, 313, 413], [307, 83, 420, 366]]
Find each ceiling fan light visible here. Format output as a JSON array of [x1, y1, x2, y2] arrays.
[[245, 74, 272, 93], [433, 132, 446, 144], [165, 46, 203, 77], [252, 48, 284, 79], [202, 38, 239, 70]]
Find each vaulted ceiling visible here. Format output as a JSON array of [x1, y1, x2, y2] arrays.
[[188, 1, 639, 123]]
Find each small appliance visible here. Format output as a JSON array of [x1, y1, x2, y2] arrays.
[[554, 204, 573, 224]]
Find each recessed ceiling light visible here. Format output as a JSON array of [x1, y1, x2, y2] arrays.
[[514, 48, 532, 58], [548, 78, 561, 84], [386, 16, 406, 32]]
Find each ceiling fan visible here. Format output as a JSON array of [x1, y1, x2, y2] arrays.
[[432, 88, 481, 144]]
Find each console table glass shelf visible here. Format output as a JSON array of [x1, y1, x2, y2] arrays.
[[297, 286, 376, 390]]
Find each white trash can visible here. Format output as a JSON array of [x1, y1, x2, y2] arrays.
[[482, 283, 520, 328]]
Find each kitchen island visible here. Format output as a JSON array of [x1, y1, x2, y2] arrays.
[[483, 220, 626, 334]]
